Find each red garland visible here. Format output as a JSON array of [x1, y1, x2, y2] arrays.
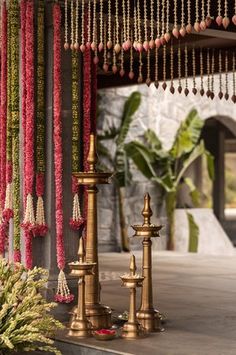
[[0, 2, 8, 255], [53, 3, 74, 303], [21, 0, 35, 269]]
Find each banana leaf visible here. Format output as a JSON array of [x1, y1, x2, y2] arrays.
[[171, 109, 204, 159], [184, 177, 200, 206]]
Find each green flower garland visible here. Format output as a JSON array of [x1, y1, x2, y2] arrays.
[[10, 0, 21, 262], [70, 50, 84, 231], [34, 0, 48, 237]]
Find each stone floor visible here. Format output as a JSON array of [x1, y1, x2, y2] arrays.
[[57, 251, 236, 355]]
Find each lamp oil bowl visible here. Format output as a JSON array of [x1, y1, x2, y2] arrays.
[[93, 329, 117, 341], [74, 134, 113, 329], [132, 193, 163, 333], [120, 255, 145, 340], [68, 238, 96, 338]]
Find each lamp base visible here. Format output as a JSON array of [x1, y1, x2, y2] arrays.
[[85, 303, 112, 330], [68, 315, 92, 338], [137, 308, 164, 332], [121, 321, 146, 340]]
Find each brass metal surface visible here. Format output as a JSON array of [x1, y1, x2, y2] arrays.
[[74, 134, 113, 329], [120, 255, 145, 340], [132, 193, 163, 332], [68, 238, 95, 338]]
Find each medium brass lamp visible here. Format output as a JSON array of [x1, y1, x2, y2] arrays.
[[120, 255, 145, 340], [74, 134, 113, 329], [132, 193, 163, 332], [68, 238, 95, 338]]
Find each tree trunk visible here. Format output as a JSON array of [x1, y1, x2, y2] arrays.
[[117, 186, 130, 252], [165, 192, 177, 251]]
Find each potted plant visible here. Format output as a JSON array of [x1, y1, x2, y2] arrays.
[[0, 259, 63, 354], [125, 109, 214, 251]]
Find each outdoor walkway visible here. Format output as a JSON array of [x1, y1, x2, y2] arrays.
[[57, 252, 236, 355]]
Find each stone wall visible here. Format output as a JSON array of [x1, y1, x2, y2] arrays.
[[97, 76, 236, 252]]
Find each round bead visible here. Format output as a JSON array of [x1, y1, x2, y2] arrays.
[[216, 16, 223, 26], [179, 27, 186, 37], [107, 40, 113, 49], [155, 38, 161, 48], [137, 76, 143, 83], [93, 56, 99, 64], [64, 43, 69, 50], [129, 71, 135, 80], [120, 69, 125, 77], [164, 32, 171, 42], [91, 42, 97, 51], [103, 63, 109, 72], [186, 24, 192, 33], [80, 44, 86, 52], [98, 42, 104, 52], [74, 42, 79, 50], [143, 41, 149, 51], [232, 15, 236, 25], [146, 78, 151, 87], [222, 17, 230, 29], [194, 22, 201, 32], [200, 20, 207, 31], [172, 27, 179, 38], [112, 65, 118, 74], [114, 43, 121, 53], [149, 39, 155, 49]]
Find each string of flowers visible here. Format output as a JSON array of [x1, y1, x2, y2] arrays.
[[53, 3, 74, 304], [0, 2, 8, 256], [70, 50, 84, 231], [34, 0, 48, 237], [21, 0, 35, 269], [10, 0, 21, 263], [3, 3, 13, 226]]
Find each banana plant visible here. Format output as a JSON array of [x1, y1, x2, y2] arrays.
[[125, 109, 214, 251], [97, 91, 142, 251]]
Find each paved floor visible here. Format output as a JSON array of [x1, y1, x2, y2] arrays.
[[59, 252, 236, 355]]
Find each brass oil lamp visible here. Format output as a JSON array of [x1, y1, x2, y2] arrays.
[[68, 237, 95, 337], [74, 134, 113, 329], [132, 193, 163, 332], [120, 255, 145, 340]]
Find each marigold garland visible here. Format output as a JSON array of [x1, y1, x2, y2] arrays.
[[34, 0, 48, 237], [0, 2, 8, 255], [10, 0, 21, 263], [70, 50, 84, 231], [53, 3, 74, 304]]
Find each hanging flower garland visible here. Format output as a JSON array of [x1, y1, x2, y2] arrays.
[[20, 0, 35, 269], [53, 3, 74, 304], [70, 50, 84, 231], [10, 0, 21, 263], [34, 0, 48, 237], [0, 2, 8, 256]]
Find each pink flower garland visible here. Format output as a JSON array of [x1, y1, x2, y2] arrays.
[[21, 0, 35, 270], [53, 3, 74, 304], [0, 2, 7, 255]]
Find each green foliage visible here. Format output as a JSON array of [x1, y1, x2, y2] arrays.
[[187, 212, 199, 253], [0, 259, 64, 354], [125, 109, 214, 249]]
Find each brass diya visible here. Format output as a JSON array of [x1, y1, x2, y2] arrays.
[[74, 134, 113, 329], [120, 255, 145, 340], [132, 193, 163, 332], [68, 238, 96, 338]]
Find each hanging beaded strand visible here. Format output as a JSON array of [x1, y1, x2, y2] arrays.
[[206, 48, 211, 97], [170, 41, 175, 94], [225, 50, 229, 100], [165, 0, 170, 42], [186, 0, 192, 33], [133, 0, 138, 49], [146, 49, 151, 86], [107, 0, 112, 48], [194, 0, 201, 32], [206, 0, 212, 26], [154, 46, 159, 88], [180, 0, 186, 37], [74, 0, 79, 50], [200, 0, 207, 30], [184, 45, 189, 96], [218, 49, 223, 99], [103, 20, 108, 72], [112, 30, 118, 73], [160, 0, 166, 44], [91, 0, 97, 51], [126, 0, 131, 49], [216, 0, 223, 26], [155, 0, 161, 47], [122, 0, 127, 50], [143, 0, 149, 51], [137, 0, 142, 52], [70, 0, 74, 50], [120, 31, 125, 77], [210, 48, 215, 99], [162, 44, 167, 90], [223, 0, 230, 29], [137, 51, 143, 83], [200, 48, 204, 96], [114, 0, 121, 53], [173, 0, 179, 38], [98, 0, 104, 51], [178, 41, 182, 93], [64, 0, 69, 49], [192, 47, 197, 95], [86, 0, 91, 48], [232, 51, 236, 103], [80, 0, 86, 52], [149, 0, 155, 48], [129, 30, 134, 79]]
